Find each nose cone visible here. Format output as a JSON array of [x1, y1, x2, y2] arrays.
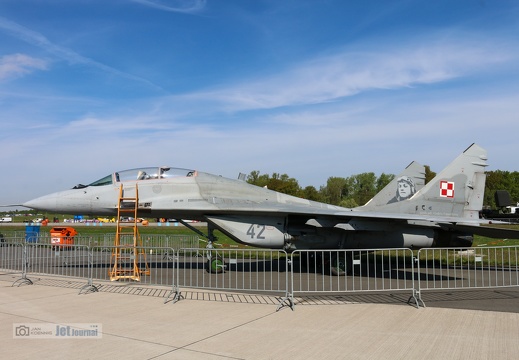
[[23, 193, 59, 212], [23, 189, 91, 214], [23, 188, 101, 215]]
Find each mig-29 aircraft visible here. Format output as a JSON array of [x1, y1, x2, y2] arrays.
[[22, 143, 519, 273]]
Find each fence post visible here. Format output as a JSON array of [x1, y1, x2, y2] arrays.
[[407, 253, 425, 308], [164, 248, 182, 304], [79, 246, 99, 295], [12, 244, 33, 287], [277, 251, 294, 311]]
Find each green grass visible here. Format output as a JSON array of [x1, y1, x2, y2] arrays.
[[473, 224, 519, 247], [0, 224, 243, 248]]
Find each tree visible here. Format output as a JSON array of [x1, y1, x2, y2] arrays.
[[247, 170, 270, 188], [322, 177, 349, 205], [484, 170, 519, 208], [267, 173, 301, 196], [376, 173, 394, 193], [351, 172, 377, 206], [247, 168, 519, 210], [424, 165, 436, 184], [339, 198, 359, 208], [246, 171, 301, 197], [301, 185, 324, 202]]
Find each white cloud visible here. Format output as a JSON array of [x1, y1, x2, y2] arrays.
[[175, 37, 514, 113], [0, 53, 47, 80], [132, 0, 206, 14], [0, 16, 163, 91]]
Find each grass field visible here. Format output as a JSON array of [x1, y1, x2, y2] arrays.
[[0, 223, 240, 248], [2, 223, 518, 247]]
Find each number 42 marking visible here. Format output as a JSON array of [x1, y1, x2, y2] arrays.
[[246, 224, 266, 239]]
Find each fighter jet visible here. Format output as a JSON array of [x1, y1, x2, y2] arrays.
[[23, 144, 519, 256]]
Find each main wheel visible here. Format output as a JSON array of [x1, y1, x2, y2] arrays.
[[206, 256, 225, 273], [330, 254, 346, 276], [329, 253, 353, 276]]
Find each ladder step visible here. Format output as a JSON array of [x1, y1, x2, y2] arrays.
[[111, 182, 150, 282]]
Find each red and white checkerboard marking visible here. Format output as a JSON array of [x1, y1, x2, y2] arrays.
[[440, 181, 455, 198]]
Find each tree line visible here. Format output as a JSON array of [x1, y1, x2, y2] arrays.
[[246, 169, 519, 209]]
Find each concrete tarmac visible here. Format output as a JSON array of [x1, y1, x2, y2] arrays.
[[2, 275, 519, 360]]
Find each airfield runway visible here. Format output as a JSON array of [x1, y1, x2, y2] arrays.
[[1, 275, 519, 360]]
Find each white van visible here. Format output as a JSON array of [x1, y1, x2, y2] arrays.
[[0, 217, 13, 223]]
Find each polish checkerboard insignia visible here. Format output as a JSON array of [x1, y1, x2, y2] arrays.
[[440, 180, 455, 198]]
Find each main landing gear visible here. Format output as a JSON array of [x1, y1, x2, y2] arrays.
[[173, 220, 226, 274], [300, 251, 353, 276]]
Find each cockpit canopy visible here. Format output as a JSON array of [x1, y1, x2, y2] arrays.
[[115, 167, 196, 182], [73, 167, 196, 189]]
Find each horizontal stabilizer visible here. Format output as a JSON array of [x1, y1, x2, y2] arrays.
[[445, 224, 519, 240]]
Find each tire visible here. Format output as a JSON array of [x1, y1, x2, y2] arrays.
[[330, 254, 346, 276], [206, 255, 225, 273], [329, 252, 353, 276]]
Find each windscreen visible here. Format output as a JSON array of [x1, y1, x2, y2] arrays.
[[88, 174, 113, 186]]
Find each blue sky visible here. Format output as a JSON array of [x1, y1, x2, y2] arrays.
[[1, 0, 519, 207]]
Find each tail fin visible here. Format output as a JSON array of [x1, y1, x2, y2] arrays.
[[358, 161, 425, 210], [373, 143, 488, 219]]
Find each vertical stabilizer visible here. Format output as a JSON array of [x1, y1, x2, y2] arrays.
[[359, 161, 425, 210], [363, 143, 488, 219]]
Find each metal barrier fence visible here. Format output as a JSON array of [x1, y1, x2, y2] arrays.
[[0, 242, 24, 278], [176, 248, 292, 309], [415, 246, 519, 304], [290, 249, 419, 306], [0, 230, 27, 241], [142, 234, 200, 251], [3, 233, 199, 249], [3, 238, 519, 310], [88, 245, 180, 303], [90, 246, 175, 286], [0, 240, 181, 302], [25, 243, 91, 280]]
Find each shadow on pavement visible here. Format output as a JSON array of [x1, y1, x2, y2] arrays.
[[2, 273, 518, 312]]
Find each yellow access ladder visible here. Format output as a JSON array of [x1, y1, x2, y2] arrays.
[[109, 183, 150, 281]]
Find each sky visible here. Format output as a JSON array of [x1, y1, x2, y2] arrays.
[[1, 0, 519, 208]]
